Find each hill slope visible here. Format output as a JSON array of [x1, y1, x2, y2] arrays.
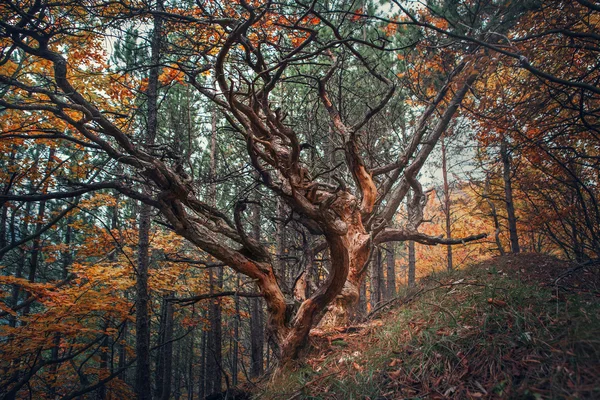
[[260, 253, 600, 399]]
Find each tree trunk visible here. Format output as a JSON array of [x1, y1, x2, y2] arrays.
[[51, 215, 73, 398], [206, 267, 223, 395], [311, 219, 371, 328], [370, 248, 383, 309], [501, 138, 520, 254], [250, 202, 264, 378], [408, 240, 416, 287], [277, 233, 352, 365], [249, 296, 264, 378], [135, 4, 162, 398], [0, 195, 7, 251], [187, 330, 194, 400], [118, 321, 128, 383], [156, 296, 174, 400], [161, 299, 174, 400], [232, 276, 240, 386], [483, 175, 506, 256], [9, 202, 31, 328], [205, 93, 223, 395], [358, 278, 367, 316], [385, 244, 396, 300], [23, 148, 54, 317], [198, 325, 206, 400], [97, 320, 110, 400], [135, 202, 152, 400], [441, 136, 453, 271]]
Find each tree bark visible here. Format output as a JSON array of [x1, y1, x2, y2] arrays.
[[370, 248, 383, 309], [155, 296, 174, 400], [198, 324, 206, 400], [483, 175, 506, 256], [441, 136, 453, 271], [23, 148, 54, 317], [408, 240, 416, 287], [249, 296, 264, 378], [232, 276, 240, 386], [135, 4, 162, 398], [385, 244, 396, 300], [206, 267, 223, 395], [9, 202, 31, 328], [358, 278, 367, 316], [187, 329, 195, 400], [135, 202, 152, 400], [275, 199, 286, 291], [0, 196, 7, 251], [501, 138, 520, 254], [97, 320, 110, 400], [205, 98, 223, 395], [250, 203, 264, 378]]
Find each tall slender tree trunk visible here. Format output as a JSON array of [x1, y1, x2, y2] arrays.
[[97, 207, 113, 400], [483, 175, 506, 256], [232, 276, 240, 386], [408, 240, 416, 287], [250, 202, 264, 378], [23, 148, 54, 317], [110, 198, 128, 386], [198, 324, 206, 400], [441, 136, 453, 271], [135, 203, 153, 400], [155, 297, 174, 400], [187, 331, 194, 400], [370, 248, 383, 308], [358, 279, 367, 316], [0, 196, 7, 251], [135, 4, 162, 398], [118, 322, 128, 382], [0, 150, 17, 259], [97, 319, 110, 400], [9, 202, 31, 328], [206, 268, 223, 395], [385, 244, 396, 300], [501, 138, 520, 254], [50, 215, 73, 398], [206, 99, 223, 395]]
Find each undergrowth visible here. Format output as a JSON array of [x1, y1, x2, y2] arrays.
[[259, 254, 600, 399]]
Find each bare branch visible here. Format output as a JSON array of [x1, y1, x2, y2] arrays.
[[375, 229, 487, 246], [168, 291, 263, 306]]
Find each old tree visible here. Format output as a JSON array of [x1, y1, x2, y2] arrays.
[[0, 0, 490, 376]]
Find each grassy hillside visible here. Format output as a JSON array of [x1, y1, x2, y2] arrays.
[[259, 254, 600, 399]]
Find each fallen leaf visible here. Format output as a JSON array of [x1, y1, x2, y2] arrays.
[[487, 298, 507, 307], [388, 369, 402, 380], [388, 358, 401, 367]]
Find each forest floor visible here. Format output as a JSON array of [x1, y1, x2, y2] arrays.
[[257, 253, 600, 400]]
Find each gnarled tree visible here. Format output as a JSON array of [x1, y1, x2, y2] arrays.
[[0, 0, 486, 369]]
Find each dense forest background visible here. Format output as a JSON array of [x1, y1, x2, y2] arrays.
[[0, 0, 598, 398]]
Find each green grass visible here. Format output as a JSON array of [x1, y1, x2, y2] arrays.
[[259, 256, 600, 399]]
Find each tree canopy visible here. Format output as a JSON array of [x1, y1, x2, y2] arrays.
[[1, 0, 598, 398]]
